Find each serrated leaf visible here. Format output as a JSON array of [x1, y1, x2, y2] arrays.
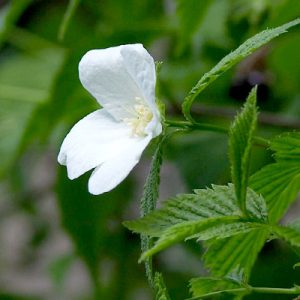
[[250, 162, 300, 223], [140, 216, 262, 262], [125, 184, 267, 238], [229, 87, 258, 215], [154, 273, 171, 300], [203, 132, 300, 279], [272, 225, 300, 250], [182, 18, 300, 120], [124, 185, 267, 261], [189, 277, 246, 298], [250, 132, 300, 223], [270, 132, 300, 161], [203, 229, 268, 279]]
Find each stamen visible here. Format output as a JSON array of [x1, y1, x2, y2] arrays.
[[123, 97, 153, 137]]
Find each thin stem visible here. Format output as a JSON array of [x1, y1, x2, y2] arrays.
[[187, 285, 300, 300], [165, 119, 270, 147]]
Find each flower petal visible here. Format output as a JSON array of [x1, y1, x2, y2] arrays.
[[120, 44, 156, 110], [58, 109, 132, 180], [88, 135, 151, 195], [79, 44, 156, 121]]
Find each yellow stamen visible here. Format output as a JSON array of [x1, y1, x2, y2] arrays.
[[123, 97, 153, 137]]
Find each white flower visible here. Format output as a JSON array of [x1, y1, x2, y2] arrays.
[[58, 44, 162, 195]]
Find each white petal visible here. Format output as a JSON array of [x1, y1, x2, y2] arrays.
[[88, 135, 151, 195], [78, 44, 156, 120], [58, 109, 132, 180], [120, 44, 156, 110]]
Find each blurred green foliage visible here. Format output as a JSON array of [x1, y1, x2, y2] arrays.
[[0, 0, 300, 299]]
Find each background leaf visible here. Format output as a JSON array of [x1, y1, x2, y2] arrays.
[[175, 0, 213, 53]]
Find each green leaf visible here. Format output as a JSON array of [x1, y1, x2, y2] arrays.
[[250, 132, 300, 222], [125, 184, 267, 238], [125, 185, 267, 261], [175, 0, 213, 53], [203, 230, 268, 278], [203, 131, 300, 280], [58, 0, 81, 41], [272, 225, 300, 249], [140, 216, 262, 261], [189, 277, 246, 298], [250, 163, 300, 223], [293, 262, 300, 269], [270, 132, 300, 161], [154, 272, 171, 300], [229, 87, 258, 215], [182, 18, 300, 121], [0, 46, 65, 177], [140, 137, 164, 286], [0, 0, 33, 46]]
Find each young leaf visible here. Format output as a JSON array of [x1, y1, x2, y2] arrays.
[[140, 137, 164, 286], [229, 87, 258, 215], [182, 18, 300, 121], [154, 272, 171, 300]]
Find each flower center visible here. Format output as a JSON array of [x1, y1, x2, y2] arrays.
[[123, 97, 153, 137]]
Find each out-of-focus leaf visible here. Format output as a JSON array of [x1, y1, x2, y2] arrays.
[[0, 47, 65, 177], [48, 254, 75, 289], [58, 0, 80, 41], [229, 87, 258, 214], [56, 167, 133, 286], [175, 0, 212, 52], [0, 0, 33, 46]]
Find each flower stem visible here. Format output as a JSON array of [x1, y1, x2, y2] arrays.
[[187, 285, 300, 300], [165, 119, 270, 147]]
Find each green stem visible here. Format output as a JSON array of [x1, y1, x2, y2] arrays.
[[165, 119, 270, 147], [187, 285, 300, 300]]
